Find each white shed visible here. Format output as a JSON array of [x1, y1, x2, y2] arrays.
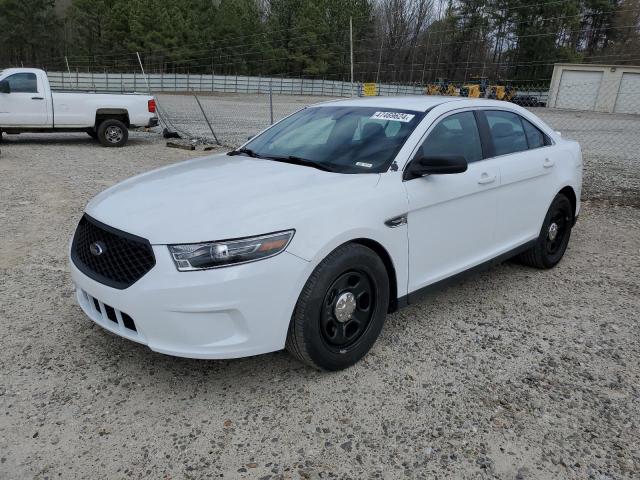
[[548, 63, 640, 115]]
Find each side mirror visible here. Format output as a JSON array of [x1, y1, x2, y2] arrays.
[[0, 80, 10, 94], [405, 154, 468, 179]]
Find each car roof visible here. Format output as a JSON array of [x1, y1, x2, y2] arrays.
[[311, 95, 535, 115], [314, 95, 467, 112]]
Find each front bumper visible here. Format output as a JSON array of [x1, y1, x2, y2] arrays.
[[70, 245, 309, 359]]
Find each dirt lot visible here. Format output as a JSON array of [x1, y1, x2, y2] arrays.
[[0, 108, 639, 479]]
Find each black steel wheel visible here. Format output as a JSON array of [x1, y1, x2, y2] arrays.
[[286, 243, 389, 371], [519, 193, 574, 269], [545, 207, 570, 257], [320, 269, 376, 350]]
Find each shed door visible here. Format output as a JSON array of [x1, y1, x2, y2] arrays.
[[614, 73, 640, 115], [555, 70, 603, 111]]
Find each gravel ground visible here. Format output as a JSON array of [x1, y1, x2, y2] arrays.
[[1, 119, 639, 479]]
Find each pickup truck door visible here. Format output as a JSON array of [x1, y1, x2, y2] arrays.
[[404, 110, 500, 293], [0, 72, 50, 126]]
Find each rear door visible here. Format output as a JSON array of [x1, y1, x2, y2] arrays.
[[0, 72, 50, 126], [404, 110, 501, 292], [479, 110, 556, 250]]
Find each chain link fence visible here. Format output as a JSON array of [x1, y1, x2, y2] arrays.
[[45, 70, 640, 207]]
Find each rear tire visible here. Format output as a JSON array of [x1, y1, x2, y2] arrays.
[[97, 119, 128, 147], [518, 193, 573, 269], [286, 243, 389, 371]]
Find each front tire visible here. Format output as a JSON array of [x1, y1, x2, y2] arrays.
[[97, 119, 128, 147], [519, 193, 573, 269], [286, 243, 390, 371]]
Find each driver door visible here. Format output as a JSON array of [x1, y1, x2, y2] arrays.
[[0, 72, 49, 126], [404, 110, 501, 293]]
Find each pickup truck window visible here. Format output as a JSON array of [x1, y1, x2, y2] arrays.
[[5, 73, 38, 93]]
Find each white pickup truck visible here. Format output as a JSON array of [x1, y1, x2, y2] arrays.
[[0, 68, 158, 147]]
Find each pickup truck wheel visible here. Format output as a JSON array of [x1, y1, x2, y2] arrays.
[[97, 119, 128, 147], [518, 193, 573, 269], [286, 243, 389, 371], [86, 129, 98, 140]]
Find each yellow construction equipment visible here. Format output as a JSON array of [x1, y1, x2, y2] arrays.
[[426, 84, 442, 95], [444, 83, 459, 96], [425, 79, 459, 96], [460, 77, 488, 98], [488, 83, 517, 101], [460, 83, 482, 97]]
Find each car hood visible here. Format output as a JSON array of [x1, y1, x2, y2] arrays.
[[85, 154, 380, 244]]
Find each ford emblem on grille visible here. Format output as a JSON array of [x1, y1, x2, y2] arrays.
[[89, 241, 106, 256]]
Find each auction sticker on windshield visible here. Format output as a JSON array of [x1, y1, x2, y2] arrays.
[[370, 111, 415, 122]]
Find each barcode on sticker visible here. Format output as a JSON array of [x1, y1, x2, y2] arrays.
[[370, 111, 415, 122], [356, 162, 373, 168]]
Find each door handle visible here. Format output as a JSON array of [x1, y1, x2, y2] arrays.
[[543, 158, 555, 168], [31, 96, 44, 100], [477, 173, 497, 185]]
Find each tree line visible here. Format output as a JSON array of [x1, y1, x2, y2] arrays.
[[1, 0, 639, 84]]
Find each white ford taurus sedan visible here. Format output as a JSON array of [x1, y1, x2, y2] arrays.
[[70, 96, 582, 370]]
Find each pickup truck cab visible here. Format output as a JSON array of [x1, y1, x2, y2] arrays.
[[0, 68, 158, 146]]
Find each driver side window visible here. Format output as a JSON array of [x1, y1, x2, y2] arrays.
[[418, 112, 483, 163], [5, 73, 38, 93]]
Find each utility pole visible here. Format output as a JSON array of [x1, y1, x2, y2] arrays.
[[136, 51, 151, 94], [65, 56, 71, 74], [376, 39, 383, 85], [350, 16, 354, 97]]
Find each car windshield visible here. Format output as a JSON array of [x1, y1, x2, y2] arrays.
[[242, 106, 425, 173]]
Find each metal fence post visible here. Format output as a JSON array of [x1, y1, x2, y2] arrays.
[[269, 80, 274, 125], [194, 93, 220, 145]]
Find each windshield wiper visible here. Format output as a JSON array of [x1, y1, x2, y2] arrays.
[[264, 155, 336, 172], [227, 147, 260, 158]]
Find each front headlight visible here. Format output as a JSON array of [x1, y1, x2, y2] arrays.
[[168, 230, 295, 271]]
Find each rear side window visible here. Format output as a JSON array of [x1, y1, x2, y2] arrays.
[[419, 111, 483, 163], [484, 110, 528, 156], [521, 118, 548, 149], [5, 73, 38, 93]]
